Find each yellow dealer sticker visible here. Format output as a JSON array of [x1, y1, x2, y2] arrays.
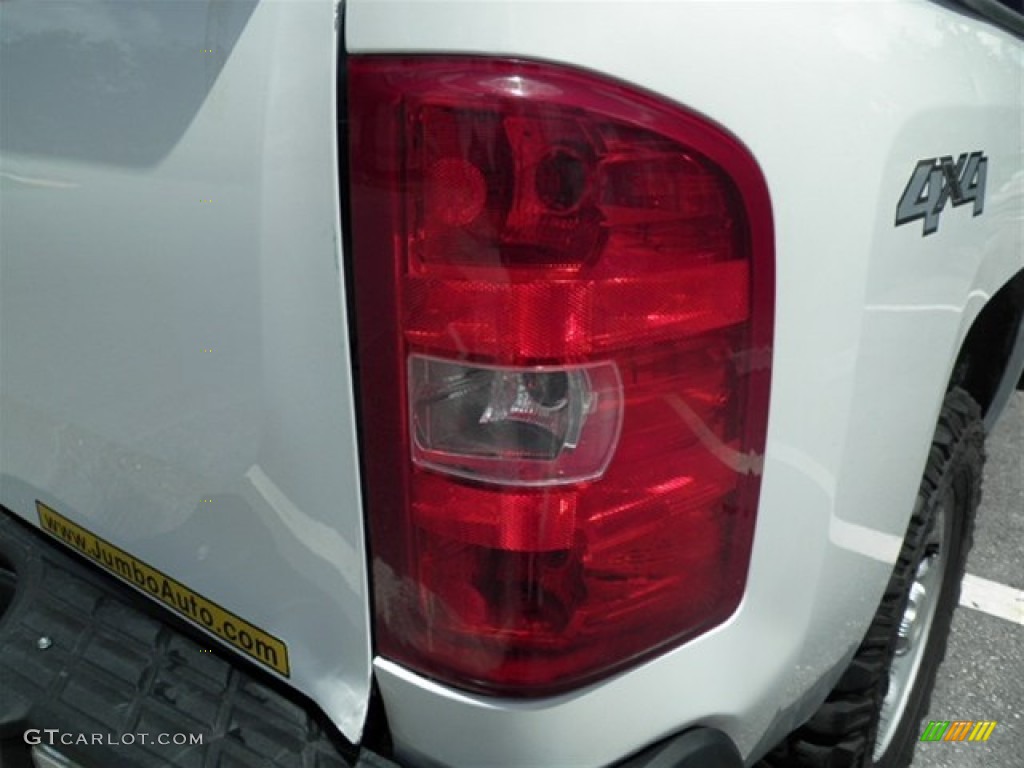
[[36, 501, 290, 677]]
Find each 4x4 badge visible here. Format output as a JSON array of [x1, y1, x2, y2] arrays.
[[896, 151, 987, 236]]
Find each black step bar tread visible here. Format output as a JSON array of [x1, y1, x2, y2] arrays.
[[0, 509, 394, 768]]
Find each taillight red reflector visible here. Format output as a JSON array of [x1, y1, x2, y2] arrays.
[[404, 260, 750, 361], [349, 57, 774, 696]]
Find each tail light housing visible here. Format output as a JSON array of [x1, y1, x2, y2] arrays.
[[348, 57, 773, 695]]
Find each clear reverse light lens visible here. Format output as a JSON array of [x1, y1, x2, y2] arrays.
[[410, 355, 623, 487]]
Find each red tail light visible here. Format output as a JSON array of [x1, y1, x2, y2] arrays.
[[348, 57, 773, 695]]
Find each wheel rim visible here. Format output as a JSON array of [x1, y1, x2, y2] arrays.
[[873, 503, 948, 761]]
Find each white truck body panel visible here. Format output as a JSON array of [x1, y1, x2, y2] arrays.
[[0, 0, 373, 742], [345, 1, 1023, 765]]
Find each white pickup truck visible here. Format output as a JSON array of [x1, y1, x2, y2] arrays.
[[1, 2, 1022, 767]]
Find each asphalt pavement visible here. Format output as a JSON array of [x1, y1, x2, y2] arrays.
[[911, 391, 1023, 768]]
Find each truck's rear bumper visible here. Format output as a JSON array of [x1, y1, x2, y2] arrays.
[[0, 508, 391, 768]]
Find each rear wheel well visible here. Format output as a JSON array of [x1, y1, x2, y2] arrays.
[[949, 268, 1024, 418]]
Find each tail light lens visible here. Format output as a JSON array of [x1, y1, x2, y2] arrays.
[[349, 57, 774, 695]]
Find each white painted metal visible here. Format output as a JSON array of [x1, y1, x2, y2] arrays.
[[348, 1, 1024, 765], [0, 0, 373, 742]]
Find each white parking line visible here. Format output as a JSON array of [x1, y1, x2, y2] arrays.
[[959, 573, 1024, 625]]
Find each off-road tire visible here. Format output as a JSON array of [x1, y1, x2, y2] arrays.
[[758, 387, 985, 768]]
